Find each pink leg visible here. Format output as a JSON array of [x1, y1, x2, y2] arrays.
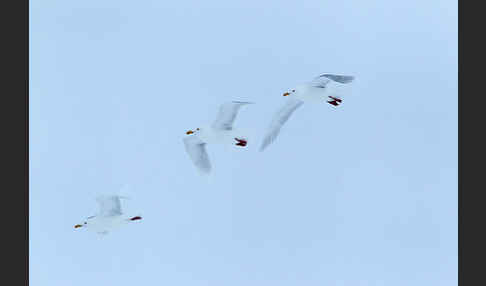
[[327, 96, 342, 106], [234, 138, 247, 147]]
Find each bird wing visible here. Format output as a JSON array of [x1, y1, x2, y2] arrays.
[[211, 101, 254, 130], [310, 74, 355, 88], [183, 135, 211, 174], [96, 195, 123, 217], [259, 98, 304, 151]]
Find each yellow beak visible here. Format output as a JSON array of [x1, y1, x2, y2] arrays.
[[283, 92, 290, 96], [186, 130, 194, 135], [74, 224, 82, 228]]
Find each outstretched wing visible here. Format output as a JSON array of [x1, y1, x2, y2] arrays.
[[96, 195, 123, 217], [259, 98, 304, 151], [211, 101, 254, 130], [310, 74, 355, 88], [183, 135, 211, 174]]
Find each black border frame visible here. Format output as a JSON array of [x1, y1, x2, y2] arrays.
[[459, 1, 482, 285], [1, 0, 28, 284]]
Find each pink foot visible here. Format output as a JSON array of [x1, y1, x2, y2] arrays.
[[234, 138, 247, 147], [327, 96, 342, 106]]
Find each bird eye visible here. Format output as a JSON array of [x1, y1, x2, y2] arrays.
[[292, 89, 295, 92], [196, 128, 200, 130], [84, 222, 87, 224]]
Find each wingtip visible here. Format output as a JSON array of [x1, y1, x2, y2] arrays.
[[232, 101, 255, 105], [197, 167, 212, 175], [318, 74, 355, 84], [199, 171, 211, 176], [259, 143, 268, 152]]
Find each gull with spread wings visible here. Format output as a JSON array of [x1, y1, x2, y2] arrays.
[[259, 74, 355, 151], [183, 101, 254, 174], [74, 195, 142, 235]]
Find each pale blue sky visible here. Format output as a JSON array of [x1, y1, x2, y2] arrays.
[[30, 1, 457, 285]]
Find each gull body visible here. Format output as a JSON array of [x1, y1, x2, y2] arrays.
[[291, 81, 349, 103], [195, 124, 243, 145]]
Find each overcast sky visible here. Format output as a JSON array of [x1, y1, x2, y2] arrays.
[[30, 0, 457, 285]]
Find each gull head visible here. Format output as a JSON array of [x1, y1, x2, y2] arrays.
[[283, 89, 296, 96], [74, 221, 87, 229], [186, 128, 200, 135]]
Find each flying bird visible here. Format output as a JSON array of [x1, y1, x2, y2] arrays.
[[183, 101, 254, 174], [259, 74, 355, 151], [74, 195, 142, 235]]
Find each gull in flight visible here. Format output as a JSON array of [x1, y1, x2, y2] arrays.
[[74, 195, 142, 235], [259, 74, 355, 151], [183, 101, 254, 174]]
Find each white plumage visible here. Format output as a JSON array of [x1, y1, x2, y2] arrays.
[[183, 101, 254, 174], [183, 135, 211, 174], [74, 195, 142, 235], [96, 195, 123, 217], [259, 74, 355, 151]]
